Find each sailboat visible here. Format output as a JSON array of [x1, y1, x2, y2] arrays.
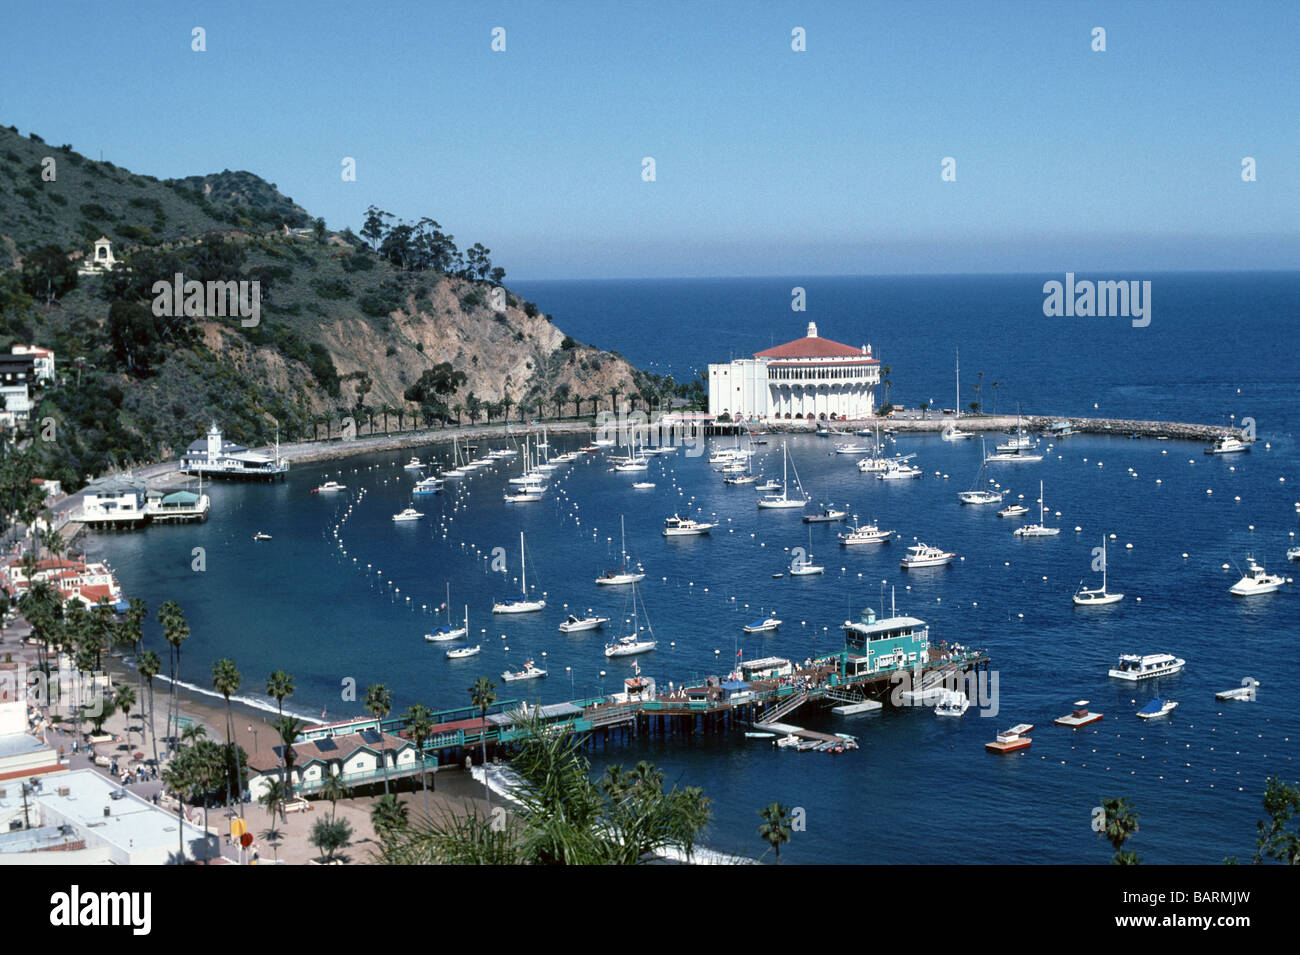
[[604, 578, 657, 656], [959, 440, 1005, 505], [426, 587, 470, 640], [944, 350, 973, 440], [493, 532, 547, 613], [757, 443, 809, 509], [1073, 537, 1124, 605], [596, 516, 646, 585], [1013, 480, 1060, 537], [986, 411, 1043, 463], [789, 526, 825, 575], [440, 436, 468, 478]]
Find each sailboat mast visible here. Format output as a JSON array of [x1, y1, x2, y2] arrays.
[[520, 531, 527, 597], [955, 347, 960, 417]]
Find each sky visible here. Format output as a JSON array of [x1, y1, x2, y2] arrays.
[[1, 0, 1297, 279]]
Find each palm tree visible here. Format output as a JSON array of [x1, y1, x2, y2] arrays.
[[469, 677, 497, 812], [757, 802, 793, 861], [991, 380, 999, 415], [317, 770, 349, 822], [364, 684, 393, 794], [114, 685, 137, 748], [211, 657, 243, 811], [404, 703, 435, 816], [501, 392, 514, 424], [1101, 797, 1141, 865], [370, 793, 410, 847], [274, 715, 304, 798], [266, 670, 294, 789], [259, 778, 290, 823], [157, 600, 189, 750], [137, 650, 161, 767]]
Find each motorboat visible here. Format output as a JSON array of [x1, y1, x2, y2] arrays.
[[1053, 700, 1103, 727], [312, 481, 346, 494], [403, 457, 424, 470], [1215, 680, 1259, 702], [412, 476, 444, 495], [985, 724, 1033, 753], [1205, 434, 1252, 454], [877, 456, 922, 480], [934, 689, 970, 716], [724, 473, 758, 485], [755, 479, 782, 492], [1229, 557, 1285, 596], [252, 532, 272, 541], [1073, 536, 1123, 605], [775, 734, 801, 749], [995, 436, 1035, 453], [835, 442, 871, 454], [838, 520, 893, 545], [502, 660, 547, 681], [743, 616, 782, 633], [1108, 653, 1185, 681], [559, 614, 609, 633], [901, 543, 955, 568], [493, 532, 547, 613], [941, 425, 974, 441], [1013, 480, 1060, 537], [596, 516, 645, 585], [445, 645, 481, 659], [392, 507, 424, 522], [1136, 698, 1178, 720], [1288, 545, 1300, 562], [803, 507, 848, 523], [998, 502, 1029, 518], [756, 443, 809, 509], [632, 482, 655, 489], [663, 514, 717, 536], [503, 488, 543, 503]]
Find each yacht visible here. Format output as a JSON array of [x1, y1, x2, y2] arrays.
[[755, 479, 782, 492], [995, 435, 1035, 453], [312, 481, 346, 494], [502, 660, 547, 682], [1013, 480, 1060, 537], [1229, 557, 1285, 596], [412, 476, 444, 495], [632, 481, 656, 490], [934, 689, 970, 717], [941, 425, 974, 442], [403, 457, 424, 470], [1073, 536, 1123, 605], [959, 440, 1005, 504], [1205, 434, 1252, 455], [838, 519, 894, 545], [743, 616, 782, 633], [803, 507, 848, 523], [756, 443, 809, 509], [1136, 698, 1178, 720], [503, 487, 543, 503], [901, 543, 955, 568], [877, 457, 922, 480], [392, 507, 424, 522], [445, 645, 481, 659], [596, 516, 646, 585], [252, 531, 272, 541], [493, 532, 547, 613], [559, 613, 609, 633], [663, 514, 717, 536], [1108, 653, 1185, 681], [835, 442, 870, 454], [998, 501, 1029, 518]]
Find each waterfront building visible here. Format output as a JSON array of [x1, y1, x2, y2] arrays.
[[3, 556, 128, 611], [245, 728, 423, 802], [75, 474, 149, 526], [707, 322, 880, 422], [179, 423, 288, 480], [144, 488, 210, 523], [833, 607, 931, 677]]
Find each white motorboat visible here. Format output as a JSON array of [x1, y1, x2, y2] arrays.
[[877, 456, 922, 480], [493, 532, 547, 613], [901, 543, 955, 568], [392, 507, 424, 522], [998, 502, 1029, 518], [838, 519, 894, 545], [413, 476, 444, 495], [1073, 536, 1124, 605], [835, 442, 870, 454], [252, 532, 272, 542], [615, 458, 649, 472], [426, 593, 469, 642], [663, 514, 717, 536], [995, 435, 1035, 453], [1229, 557, 1285, 596], [985, 414, 1042, 462], [403, 457, 424, 470], [445, 645, 481, 659], [632, 481, 656, 489], [1288, 545, 1300, 562], [1108, 653, 1185, 681], [934, 689, 970, 717], [755, 479, 782, 492], [1215, 680, 1259, 702], [743, 616, 782, 633], [941, 425, 973, 441], [858, 455, 890, 473], [1136, 698, 1178, 720], [1205, 434, 1252, 454], [559, 613, 609, 633], [596, 516, 646, 585], [312, 481, 346, 494], [502, 660, 547, 681], [803, 507, 847, 523], [1013, 480, 1060, 537], [503, 488, 543, 503], [757, 443, 809, 509], [724, 473, 758, 485]]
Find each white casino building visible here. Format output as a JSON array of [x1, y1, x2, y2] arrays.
[[707, 323, 880, 421]]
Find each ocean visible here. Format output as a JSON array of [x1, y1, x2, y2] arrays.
[[86, 272, 1300, 863]]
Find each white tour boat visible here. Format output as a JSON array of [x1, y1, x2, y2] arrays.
[[1108, 653, 1185, 681], [493, 532, 547, 613]]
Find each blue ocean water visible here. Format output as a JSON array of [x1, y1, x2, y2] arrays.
[[87, 273, 1300, 864]]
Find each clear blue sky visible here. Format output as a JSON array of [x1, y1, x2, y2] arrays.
[[2, 1, 1296, 278]]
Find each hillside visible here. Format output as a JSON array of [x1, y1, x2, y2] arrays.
[[0, 124, 687, 491]]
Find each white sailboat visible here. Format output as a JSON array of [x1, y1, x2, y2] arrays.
[[605, 578, 657, 657], [959, 440, 1005, 505], [1013, 480, 1060, 537], [426, 588, 470, 641], [789, 526, 825, 575], [596, 516, 646, 585], [440, 437, 468, 478], [986, 412, 1043, 463], [757, 443, 809, 509], [1073, 537, 1124, 605], [493, 532, 547, 613]]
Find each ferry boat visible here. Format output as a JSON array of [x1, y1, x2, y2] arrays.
[[1013, 480, 1060, 537], [445, 645, 481, 659], [1228, 557, 1285, 596], [1205, 434, 1252, 455], [838, 520, 894, 545], [663, 514, 717, 536], [493, 533, 547, 613], [312, 481, 346, 494], [403, 457, 424, 470], [1053, 700, 1103, 727], [1073, 537, 1123, 605], [985, 724, 1033, 753], [559, 613, 609, 633], [743, 615, 782, 633], [1108, 653, 1185, 681], [502, 660, 547, 682], [1136, 698, 1178, 720], [934, 689, 969, 717], [252, 532, 272, 542], [997, 502, 1029, 518], [803, 507, 848, 523], [901, 543, 955, 568], [392, 507, 424, 522]]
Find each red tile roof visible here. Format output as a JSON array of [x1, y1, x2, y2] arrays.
[[755, 336, 872, 360]]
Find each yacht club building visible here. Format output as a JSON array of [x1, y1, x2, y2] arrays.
[[707, 323, 880, 422]]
